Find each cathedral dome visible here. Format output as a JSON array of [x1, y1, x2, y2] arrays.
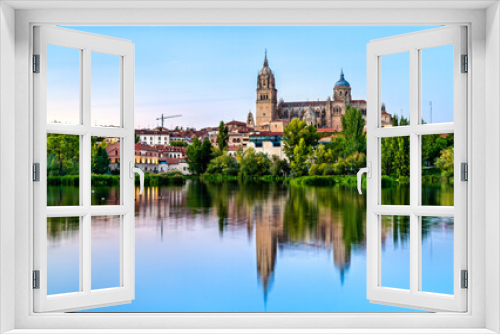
[[334, 69, 350, 88]]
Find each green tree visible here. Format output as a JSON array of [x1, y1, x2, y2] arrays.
[[92, 146, 110, 175], [333, 158, 346, 175], [393, 136, 410, 179], [217, 121, 229, 151], [291, 138, 310, 177], [46, 134, 79, 176], [270, 155, 291, 176], [206, 154, 240, 176], [170, 140, 188, 147], [283, 119, 320, 161], [326, 135, 347, 162], [435, 147, 454, 178], [239, 147, 271, 177], [341, 106, 366, 156], [345, 152, 366, 174], [186, 138, 214, 175], [135, 133, 140, 144]]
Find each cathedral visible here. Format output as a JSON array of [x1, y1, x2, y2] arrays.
[[248, 52, 393, 132]]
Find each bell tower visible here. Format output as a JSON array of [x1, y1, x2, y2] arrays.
[[256, 50, 278, 126]]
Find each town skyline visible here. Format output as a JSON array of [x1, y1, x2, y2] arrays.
[[49, 26, 454, 129]]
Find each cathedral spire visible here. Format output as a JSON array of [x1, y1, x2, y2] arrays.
[[340, 68, 344, 79], [264, 49, 268, 67]]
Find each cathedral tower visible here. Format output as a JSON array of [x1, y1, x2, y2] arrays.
[[333, 69, 351, 104], [256, 51, 278, 126]]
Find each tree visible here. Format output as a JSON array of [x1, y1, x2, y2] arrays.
[[135, 133, 140, 144], [393, 136, 410, 179], [270, 155, 291, 176], [341, 106, 366, 156], [170, 140, 188, 147], [239, 148, 271, 177], [217, 121, 229, 151], [435, 147, 454, 178], [46, 134, 79, 176], [283, 119, 320, 161], [186, 138, 214, 175], [92, 146, 110, 175], [344, 152, 366, 174], [206, 154, 240, 176], [290, 138, 310, 177], [326, 135, 347, 162]]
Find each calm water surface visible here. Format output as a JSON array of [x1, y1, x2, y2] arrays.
[[46, 181, 454, 312]]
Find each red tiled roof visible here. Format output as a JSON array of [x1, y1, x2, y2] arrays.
[[135, 130, 169, 135], [317, 128, 337, 133], [226, 120, 247, 126], [135, 143, 155, 151]]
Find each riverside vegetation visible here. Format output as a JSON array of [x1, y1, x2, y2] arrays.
[[46, 107, 454, 188]]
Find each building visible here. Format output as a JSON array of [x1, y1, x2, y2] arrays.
[[253, 52, 392, 131], [248, 131, 286, 159], [136, 129, 170, 146]]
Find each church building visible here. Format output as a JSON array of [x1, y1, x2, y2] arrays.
[[249, 52, 393, 132]]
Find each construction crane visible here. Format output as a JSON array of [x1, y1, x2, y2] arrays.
[[156, 114, 182, 130]]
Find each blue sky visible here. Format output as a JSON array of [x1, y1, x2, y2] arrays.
[[51, 26, 454, 129]]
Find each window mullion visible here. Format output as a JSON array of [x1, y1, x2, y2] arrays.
[[409, 47, 420, 294], [82, 47, 92, 295]]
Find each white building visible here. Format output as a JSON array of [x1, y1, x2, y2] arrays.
[[136, 129, 170, 146]]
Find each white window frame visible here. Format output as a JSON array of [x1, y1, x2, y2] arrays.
[[2, 2, 498, 333], [33, 25, 136, 313], [365, 26, 467, 312]]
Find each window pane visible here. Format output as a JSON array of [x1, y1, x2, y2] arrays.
[[91, 215, 121, 290], [47, 217, 80, 295], [422, 133, 454, 206], [91, 137, 120, 205], [380, 52, 410, 127], [381, 136, 410, 205], [47, 45, 81, 125], [381, 215, 410, 290], [47, 133, 80, 206], [421, 45, 454, 124], [421, 216, 454, 294], [91, 52, 121, 128]]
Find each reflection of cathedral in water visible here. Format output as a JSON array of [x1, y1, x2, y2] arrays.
[[132, 182, 365, 298]]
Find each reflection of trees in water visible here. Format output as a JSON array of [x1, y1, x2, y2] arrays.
[[47, 216, 79, 241], [48, 181, 452, 299]]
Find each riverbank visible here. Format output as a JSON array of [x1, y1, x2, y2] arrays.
[[46, 172, 453, 188]]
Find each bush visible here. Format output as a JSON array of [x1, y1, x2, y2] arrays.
[[289, 175, 336, 187], [381, 175, 393, 188]]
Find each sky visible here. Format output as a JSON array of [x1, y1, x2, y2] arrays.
[[48, 26, 454, 129]]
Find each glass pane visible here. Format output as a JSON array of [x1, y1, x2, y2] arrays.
[[91, 215, 121, 290], [47, 45, 81, 125], [47, 133, 80, 206], [47, 216, 80, 295], [381, 136, 410, 205], [421, 133, 454, 206], [381, 215, 410, 290], [380, 52, 410, 127], [421, 45, 454, 124], [91, 137, 120, 205], [421, 216, 454, 294], [91, 52, 121, 128]]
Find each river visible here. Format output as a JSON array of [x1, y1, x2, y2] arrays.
[[46, 180, 454, 312]]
